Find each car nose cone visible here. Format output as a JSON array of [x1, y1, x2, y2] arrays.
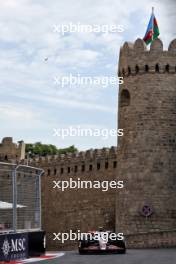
[[99, 239, 107, 250]]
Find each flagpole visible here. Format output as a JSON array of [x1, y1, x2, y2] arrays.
[[152, 7, 154, 41], [152, 6, 154, 14]]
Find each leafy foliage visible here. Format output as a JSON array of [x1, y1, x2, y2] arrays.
[[25, 142, 78, 157]]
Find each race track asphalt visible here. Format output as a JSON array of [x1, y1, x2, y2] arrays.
[[36, 249, 176, 264]]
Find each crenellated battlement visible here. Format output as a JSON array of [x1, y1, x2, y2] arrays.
[[26, 146, 117, 166], [119, 38, 176, 77]]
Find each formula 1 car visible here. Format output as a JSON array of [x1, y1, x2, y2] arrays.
[[78, 230, 126, 254]]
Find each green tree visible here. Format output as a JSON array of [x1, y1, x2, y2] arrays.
[[26, 142, 77, 157]]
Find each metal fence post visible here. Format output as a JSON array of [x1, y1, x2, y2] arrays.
[[39, 173, 42, 230], [12, 167, 17, 232]]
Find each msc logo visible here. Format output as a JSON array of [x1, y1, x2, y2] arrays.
[[11, 238, 26, 252], [1, 237, 26, 258], [2, 238, 10, 257]]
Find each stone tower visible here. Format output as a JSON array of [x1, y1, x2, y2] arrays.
[[0, 137, 25, 162], [116, 38, 176, 247]]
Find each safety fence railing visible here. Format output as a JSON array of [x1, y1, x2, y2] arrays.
[[0, 162, 44, 233]]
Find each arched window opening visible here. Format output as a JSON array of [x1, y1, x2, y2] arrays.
[[155, 64, 159, 72], [89, 164, 93, 171], [120, 89, 130, 107], [97, 163, 101, 170], [113, 161, 117, 168], [145, 65, 149, 72], [81, 165, 85, 172], [105, 162, 109, 169], [165, 64, 169, 73], [74, 165, 78, 173], [128, 66, 131, 75], [135, 65, 139, 74]]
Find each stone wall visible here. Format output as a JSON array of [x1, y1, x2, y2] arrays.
[[28, 147, 118, 250], [126, 231, 176, 248], [116, 38, 176, 247]]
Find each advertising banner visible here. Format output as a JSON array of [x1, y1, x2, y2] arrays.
[[0, 233, 28, 261]]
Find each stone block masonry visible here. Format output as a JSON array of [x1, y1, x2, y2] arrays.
[[116, 38, 176, 248], [27, 147, 118, 250]]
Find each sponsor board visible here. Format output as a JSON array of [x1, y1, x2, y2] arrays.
[[0, 233, 28, 262]]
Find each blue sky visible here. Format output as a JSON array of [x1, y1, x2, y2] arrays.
[[0, 0, 175, 150]]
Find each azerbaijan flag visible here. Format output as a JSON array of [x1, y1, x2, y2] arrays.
[[143, 12, 160, 45]]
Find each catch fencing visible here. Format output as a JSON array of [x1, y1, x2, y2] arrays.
[[0, 162, 44, 233]]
